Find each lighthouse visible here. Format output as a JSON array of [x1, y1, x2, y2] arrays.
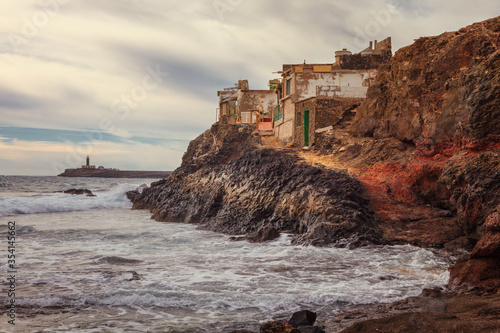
[[81, 156, 96, 169]]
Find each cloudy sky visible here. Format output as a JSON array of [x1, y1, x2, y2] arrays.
[[0, 0, 497, 175]]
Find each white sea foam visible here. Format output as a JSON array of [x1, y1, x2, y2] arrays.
[[0, 184, 133, 217], [0, 177, 455, 332]]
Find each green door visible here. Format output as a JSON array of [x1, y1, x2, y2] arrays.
[[304, 109, 310, 147]]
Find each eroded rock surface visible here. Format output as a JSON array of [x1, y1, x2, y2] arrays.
[[132, 124, 383, 247]]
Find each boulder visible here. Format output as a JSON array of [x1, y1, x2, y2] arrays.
[[449, 209, 500, 292], [126, 190, 140, 202], [288, 310, 317, 328], [443, 236, 477, 253], [247, 226, 281, 243], [63, 189, 94, 196]]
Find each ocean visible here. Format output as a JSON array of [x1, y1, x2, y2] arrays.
[[0, 176, 452, 332]]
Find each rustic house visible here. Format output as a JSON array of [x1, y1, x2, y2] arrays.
[[217, 80, 278, 127], [274, 37, 392, 146]]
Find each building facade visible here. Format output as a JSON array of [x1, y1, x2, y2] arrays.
[[217, 80, 278, 125], [274, 37, 392, 146]]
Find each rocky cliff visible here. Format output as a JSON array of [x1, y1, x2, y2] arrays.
[[132, 123, 383, 247], [353, 17, 500, 144], [345, 16, 500, 293], [131, 16, 500, 332]]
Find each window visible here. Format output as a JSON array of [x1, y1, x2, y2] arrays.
[[286, 78, 292, 95]]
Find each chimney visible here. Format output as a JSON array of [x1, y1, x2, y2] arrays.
[[238, 80, 249, 90], [374, 40, 378, 49], [369, 41, 373, 50]]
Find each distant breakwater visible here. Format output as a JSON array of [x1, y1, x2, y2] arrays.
[[58, 168, 172, 179]]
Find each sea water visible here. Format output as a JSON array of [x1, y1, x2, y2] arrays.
[[0, 176, 452, 332]]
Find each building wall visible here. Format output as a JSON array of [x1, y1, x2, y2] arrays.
[[294, 71, 376, 100], [294, 97, 364, 146], [237, 90, 277, 117], [218, 90, 238, 121], [274, 97, 295, 143], [294, 98, 316, 147]]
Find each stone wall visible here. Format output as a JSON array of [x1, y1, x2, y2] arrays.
[[338, 52, 392, 70], [295, 97, 364, 146]]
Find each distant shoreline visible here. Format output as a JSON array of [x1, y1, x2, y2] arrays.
[[58, 168, 172, 179]]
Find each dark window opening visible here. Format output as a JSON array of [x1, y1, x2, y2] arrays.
[[286, 78, 292, 95]]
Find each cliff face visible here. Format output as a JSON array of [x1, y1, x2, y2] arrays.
[[342, 16, 500, 292], [133, 123, 383, 247], [353, 17, 500, 144]]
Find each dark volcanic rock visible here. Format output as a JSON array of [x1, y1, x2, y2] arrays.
[[247, 226, 281, 243], [288, 310, 317, 328], [62, 189, 95, 196], [438, 150, 500, 237], [126, 190, 139, 202], [133, 137, 383, 247], [150, 178, 167, 187], [351, 17, 500, 144]]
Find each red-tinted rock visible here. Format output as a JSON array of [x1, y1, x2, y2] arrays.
[[449, 257, 500, 293], [449, 209, 500, 293], [352, 17, 500, 143], [260, 321, 299, 333], [470, 233, 500, 258]]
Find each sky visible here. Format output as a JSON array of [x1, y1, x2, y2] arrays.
[[0, 0, 497, 175]]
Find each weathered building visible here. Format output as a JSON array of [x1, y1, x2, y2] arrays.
[[274, 37, 392, 146], [217, 80, 278, 125], [294, 97, 364, 147]]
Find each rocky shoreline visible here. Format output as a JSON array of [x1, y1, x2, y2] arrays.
[[131, 131, 384, 248], [130, 17, 500, 332]]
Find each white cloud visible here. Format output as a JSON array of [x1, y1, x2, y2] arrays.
[[0, 0, 496, 174]]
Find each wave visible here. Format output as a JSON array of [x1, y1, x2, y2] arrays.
[[0, 184, 134, 217], [94, 256, 143, 265]]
